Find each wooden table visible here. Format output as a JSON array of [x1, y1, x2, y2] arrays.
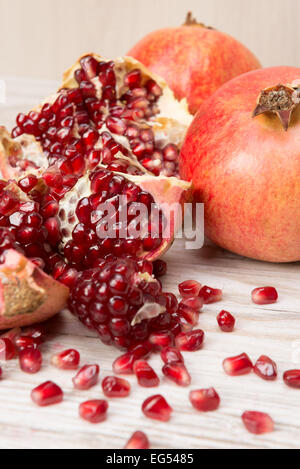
[[0, 77, 299, 449]]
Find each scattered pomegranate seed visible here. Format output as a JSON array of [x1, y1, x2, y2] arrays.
[[180, 296, 203, 311], [72, 364, 100, 390], [223, 353, 253, 376], [133, 360, 160, 387], [217, 310, 235, 332], [142, 394, 173, 422], [15, 336, 39, 351], [283, 370, 300, 388], [129, 342, 152, 360], [242, 411, 274, 435], [0, 338, 16, 360], [19, 348, 42, 374], [124, 431, 150, 449], [51, 349, 80, 370], [102, 376, 131, 397], [199, 286, 223, 304], [162, 362, 191, 387], [22, 324, 47, 344], [149, 331, 174, 349], [178, 280, 201, 298], [79, 400, 108, 424], [113, 353, 135, 374], [31, 381, 63, 406], [153, 259, 167, 278], [252, 287, 278, 305], [175, 330, 204, 352], [254, 355, 277, 381], [161, 347, 184, 364], [189, 388, 220, 412]]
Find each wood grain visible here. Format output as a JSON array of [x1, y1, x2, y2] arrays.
[[0, 0, 299, 80], [0, 78, 300, 449]]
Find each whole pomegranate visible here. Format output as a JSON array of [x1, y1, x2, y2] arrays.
[[128, 12, 261, 114], [180, 66, 300, 263]]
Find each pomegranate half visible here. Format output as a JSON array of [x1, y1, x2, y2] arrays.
[[180, 66, 300, 262]]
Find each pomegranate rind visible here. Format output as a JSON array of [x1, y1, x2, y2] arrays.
[[0, 249, 69, 329]]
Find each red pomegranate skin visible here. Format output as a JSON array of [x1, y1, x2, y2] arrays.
[[180, 67, 300, 263], [128, 23, 261, 114]]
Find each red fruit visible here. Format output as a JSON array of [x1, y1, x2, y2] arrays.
[[175, 330, 204, 352], [283, 370, 300, 389], [0, 338, 16, 360], [51, 349, 80, 370], [0, 250, 68, 329], [199, 286, 222, 304], [189, 388, 220, 412], [217, 310, 235, 332], [252, 287, 278, 305], [79, 400, 108, 424], [162, 362, 191, 387], [19, 348, 42, 374], [254, 356, 277, 381], [113, 353, 135, 374], [178, 280, 201, 298], [128, 12, 260, 114], [223, 353, 253, 376], [180, 67, 300, 262], [153, 259, 167, 278], [149, 331, 174, 349], [133, 360, 160, 387], [15, 336, 39, 351], [102, 376, 131, 397], [142, 394, 173, 422], [161, 347, 184, 364], [72, 364, 100, 390], [124, 431, 150, 449], [31, 381, 63, 406], [180, 296, 203, 312], [242, 411, 274, 435]]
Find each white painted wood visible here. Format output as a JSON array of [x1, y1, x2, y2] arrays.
[[0, 78, 300, 449]]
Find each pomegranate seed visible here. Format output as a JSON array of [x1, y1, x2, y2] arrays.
[[149, 331, 174, 349], [283, 370, 300, 388], [178, 280, 201, 298], [102, 376, 131, 397], [124, 69, 142, 89], [254, 355, 277, 381], [161, 347, 184, 364], [124, 431, 150, 449], [252, 287, 278, 305], [153, 259, 167, 277], [15, 336, 39, 351], [72, 364, 100, 390], [79, 400, 108, 424], [31, 381, 63, 406], [22, 324, 47, 344], [242, 411, 274, 435], [142, 394, 173, 422], [113, 353, 135, 374], [199, 286, 223, 304], [217, 310, 235, 332], [223, 353, 253, 376], [180, 296, 203, 311], [189, 388, 220, 412], [19, 348, 42, 374], [129, 342, 152, 360], [51, 349, 80, 370], [162, 362, 191, 387], [177, 304, 200, 330], [133, 360, 160, 387], [175, 330, 204, 352], [0, 338, 16, 360]]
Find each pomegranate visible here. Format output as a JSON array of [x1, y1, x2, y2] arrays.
[[162, 362, 191, 387], [102, 376, 131, 397], [180, 67, 300, 262], [252, 287, 278, 305], [133, 360, 160, 387], [31, 381, 63, 406], [51, 349, 80, 370], [0, 249, 68, 330], [19, 348, 42, 374], [142, 394, 173, 421], [72, 364, 100, 390], [217, 310, 235, 332], [254, 355, 277, 381], [128, 12, 261, 114], [223, 353, 253, 376], [242, 411, 274, 435], [79, 400, 108, 423], [124, 431, 150, 449], [189, 388, 220, 412]]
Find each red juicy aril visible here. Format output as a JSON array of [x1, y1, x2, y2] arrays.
[[31, 381, 63, 406], [254, 355, 277, 381], [283, 370, 300, 389], [124, 431, 150, 449], [223, 353, 253, 376], [68, 257, 184, 350], [79, 400, 108, 423], [189, 388, 220, 412], [0, 338, 16, 360], [133, 360, 160, 387], [252, 287, 278, 305], [51, 349, 80, 370], [12, 54, 191, 179], [19, 348, 42, 374], [73, 364, 100, 390], [217, 310, 235, 332], [162, 362, 191, 387], [142, 394, 173, 422], [102, 376, 131, 397], [242, 411, 274, 435]]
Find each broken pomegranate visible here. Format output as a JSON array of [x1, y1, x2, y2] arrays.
[[162, 362, 191, 387], [242, 411, 274, 435], [72, 364, 100, 390], [19, 348, 42, 374], [283, 370, 300, 389], [79, 400, 108, 424], [199, 286, 223, 304], [189, 388, 220, 412], [223, 353, 253, 376], [252, 287, 278, 305], [254, 355, 277, 381], [142, 394, 173, 422], [133, 360, 160, 387], [102, 376, 131, 397], [31, 381, 63, 406], [175, 329, 204, 352], [217, 310, 235, 332], [0, 337, 16, 360], [124, 431, 150, 449]]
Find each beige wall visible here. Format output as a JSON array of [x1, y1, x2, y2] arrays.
[[1, 0, 299, 80]]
